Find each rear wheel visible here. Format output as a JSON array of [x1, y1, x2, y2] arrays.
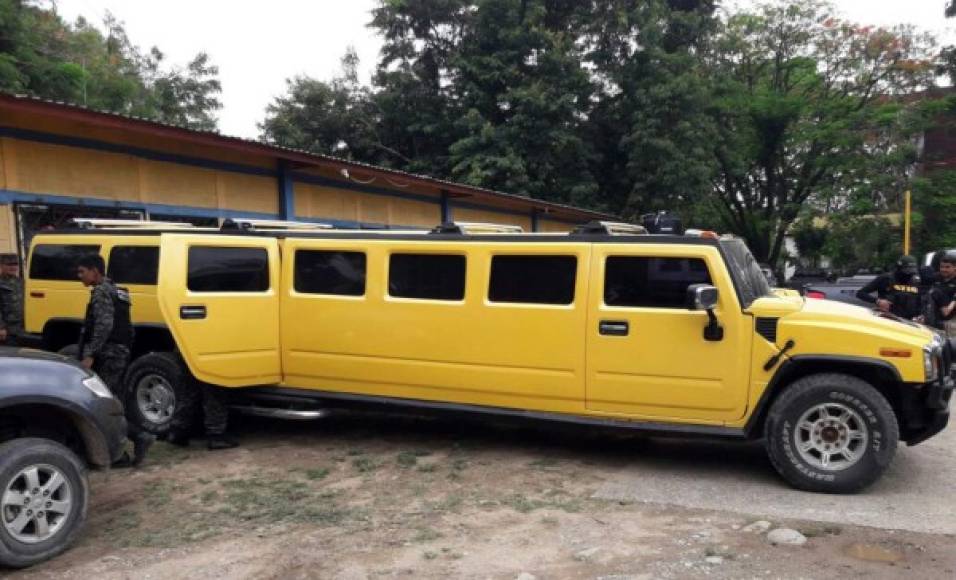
[[124, 352, 192, 436], [765, 373, 898, 493], [0, 438, 88, 569]]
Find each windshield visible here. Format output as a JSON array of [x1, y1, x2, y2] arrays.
[[719, 238, 773, 308]]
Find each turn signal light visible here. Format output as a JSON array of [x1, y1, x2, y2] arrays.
[[879, 348, 912, 358], [805, 290, 827, 299]]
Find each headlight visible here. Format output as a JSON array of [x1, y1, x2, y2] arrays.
[[924, 347, 940, 382], [82, 375, 114, 399]]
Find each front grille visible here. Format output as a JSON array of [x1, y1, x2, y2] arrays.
[[755, 317, 778, 343]]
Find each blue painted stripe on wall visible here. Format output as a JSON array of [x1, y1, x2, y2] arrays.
[[277, 161, 295, 220], [0, 126, 277, 177]]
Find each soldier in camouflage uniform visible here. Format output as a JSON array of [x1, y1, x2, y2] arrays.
[[76, 254, 154, 466], [0, 253, 24, 347]]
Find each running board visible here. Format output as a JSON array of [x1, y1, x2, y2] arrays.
[[230, 405, 329, 421]]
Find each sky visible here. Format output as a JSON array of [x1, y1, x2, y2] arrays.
[[55, 0, 955, 139]]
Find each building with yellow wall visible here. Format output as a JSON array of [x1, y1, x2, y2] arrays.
[[0, 94, 613, 257]]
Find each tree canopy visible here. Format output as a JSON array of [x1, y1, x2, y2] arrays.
[[0, 0, 222, 129], [260, 0, 943, 266]]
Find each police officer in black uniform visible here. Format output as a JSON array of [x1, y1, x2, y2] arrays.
[[76, 254, 154, 466], [927, 252, 956, 337], [856, 255, 922, 320]]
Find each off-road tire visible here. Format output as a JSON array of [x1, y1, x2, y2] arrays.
[[124, 352, 193, 436], [765, 373, 898, 494], [0, 438, 88, 569]]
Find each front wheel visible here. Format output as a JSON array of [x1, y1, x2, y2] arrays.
[[0, 438, 89, 569], [124, 352, 192, 436], [764, 373, 899, 493]]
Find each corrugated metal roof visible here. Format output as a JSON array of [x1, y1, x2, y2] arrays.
[[0, 92, 616, 221]]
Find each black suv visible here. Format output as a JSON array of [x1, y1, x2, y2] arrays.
[[0, 347, 126, 568]]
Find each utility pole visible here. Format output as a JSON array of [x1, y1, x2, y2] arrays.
[[903, 190, 911, 256]]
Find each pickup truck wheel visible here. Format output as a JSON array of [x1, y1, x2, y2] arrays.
[[124, 352, 191, 436], [0, 438, 88, 569], [764, 373, 898, 493]]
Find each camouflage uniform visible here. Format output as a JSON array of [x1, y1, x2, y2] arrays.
[[170, 380, 230, 436], [80, 278, 145, 441], [0, 255, 24, 346]]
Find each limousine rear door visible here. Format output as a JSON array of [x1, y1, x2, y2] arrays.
[[157, 233, 282, 387]]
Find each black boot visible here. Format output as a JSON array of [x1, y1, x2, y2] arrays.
[[131, 433, 156, 467], [165, 429, 191, 448], [207, 435, 239, 450]]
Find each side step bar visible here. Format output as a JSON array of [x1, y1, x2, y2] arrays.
[[231, 405, 329, 421]]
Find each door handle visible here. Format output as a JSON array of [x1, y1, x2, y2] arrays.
[[179, 305, 207, 320], [599, 320, 629, 336], [30, 291, 45, 298]]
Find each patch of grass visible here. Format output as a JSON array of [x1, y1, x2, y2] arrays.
[[200, 490, 219, 504], [145, 442, 192, 465], [504, 493, 584, 514], [541, 516, 559, 525], [347, 448, 366, 456], [801, 524, 843, 538], [143, 480, 174, 509], [352, 457, 380, 473], [450, 458, 468, 471], [426, 493, 464, 514], [413, 527, 442, 543], [529, 457, 560, 470], [305, 468, 330, 481], [217, 475, 348, 525], [423, 550, 438, 560], [397, 451, 418, 468], [417, 463, 438, 473]]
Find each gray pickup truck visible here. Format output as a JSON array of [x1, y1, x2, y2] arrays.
[[0, 348, 127, 568], [803, 274, 877, 307]]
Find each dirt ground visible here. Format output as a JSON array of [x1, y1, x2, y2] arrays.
[[9, 411, 956, 579]]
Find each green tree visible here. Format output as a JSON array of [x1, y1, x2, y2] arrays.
[[707, 1, 936, 266], [0, 1, 222, 129], [791, 220, 829, 268]]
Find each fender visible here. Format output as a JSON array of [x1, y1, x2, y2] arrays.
[[0, 395, 115, 467], [744, 355, 903, 438]]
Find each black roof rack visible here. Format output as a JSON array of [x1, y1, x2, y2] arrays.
[[430, 221, 525, 234]]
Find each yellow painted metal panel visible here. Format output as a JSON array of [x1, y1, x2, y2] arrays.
[[217, 172, 278, 214], [0, 205, 14, 253], [5, 139, 137, 200], [3, 110, 276, 170], [452, 206, 532, 231], [279, 238, 589, 414], [24, 234, 165, 334], [295, 183, 360, 222], [140, 159, 218, 208], [537, 219, 573, 233]]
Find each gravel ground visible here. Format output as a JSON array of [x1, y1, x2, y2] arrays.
[[7, 410, 956, 579]]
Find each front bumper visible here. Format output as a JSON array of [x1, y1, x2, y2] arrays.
[[901, 371, 954, 446]]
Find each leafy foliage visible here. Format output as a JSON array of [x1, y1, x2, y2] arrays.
[[0, 0, 221, 129]]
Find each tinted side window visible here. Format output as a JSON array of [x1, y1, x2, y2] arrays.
[[489, 255, 577, 305], [187, 247, 269, 292], [605, 257, 712, 308], [389, 254, 465, 300], [108, 246, 159, 285], [29, 244, 101, 281], [294, 250, 366, 296]]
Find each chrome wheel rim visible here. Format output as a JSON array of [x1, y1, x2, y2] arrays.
[[136, 374, 176, 426], [2, 464, 73, 544], [794, 402, 869, 471]]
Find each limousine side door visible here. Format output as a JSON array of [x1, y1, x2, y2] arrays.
[[157, 233, 281, 387], [585, 244, 751, 423]]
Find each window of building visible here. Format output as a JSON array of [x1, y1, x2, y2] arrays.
[[29, 244, 101, 281], [488, 255, 577, 305], [388, 254, 466, 301], [108, 246, 159, 285], [187, 247, 270, 292], [294, 250, 366, 296], [604, 256, 712, 308]]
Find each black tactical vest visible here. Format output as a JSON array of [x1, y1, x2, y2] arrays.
[[82, 284, 133, 347]]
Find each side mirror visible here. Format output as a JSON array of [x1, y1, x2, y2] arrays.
[[686, 284, 723, 341], [687, 284, 719, 311]]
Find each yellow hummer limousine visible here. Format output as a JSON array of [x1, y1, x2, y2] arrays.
[[24, 219, 953, 493]]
